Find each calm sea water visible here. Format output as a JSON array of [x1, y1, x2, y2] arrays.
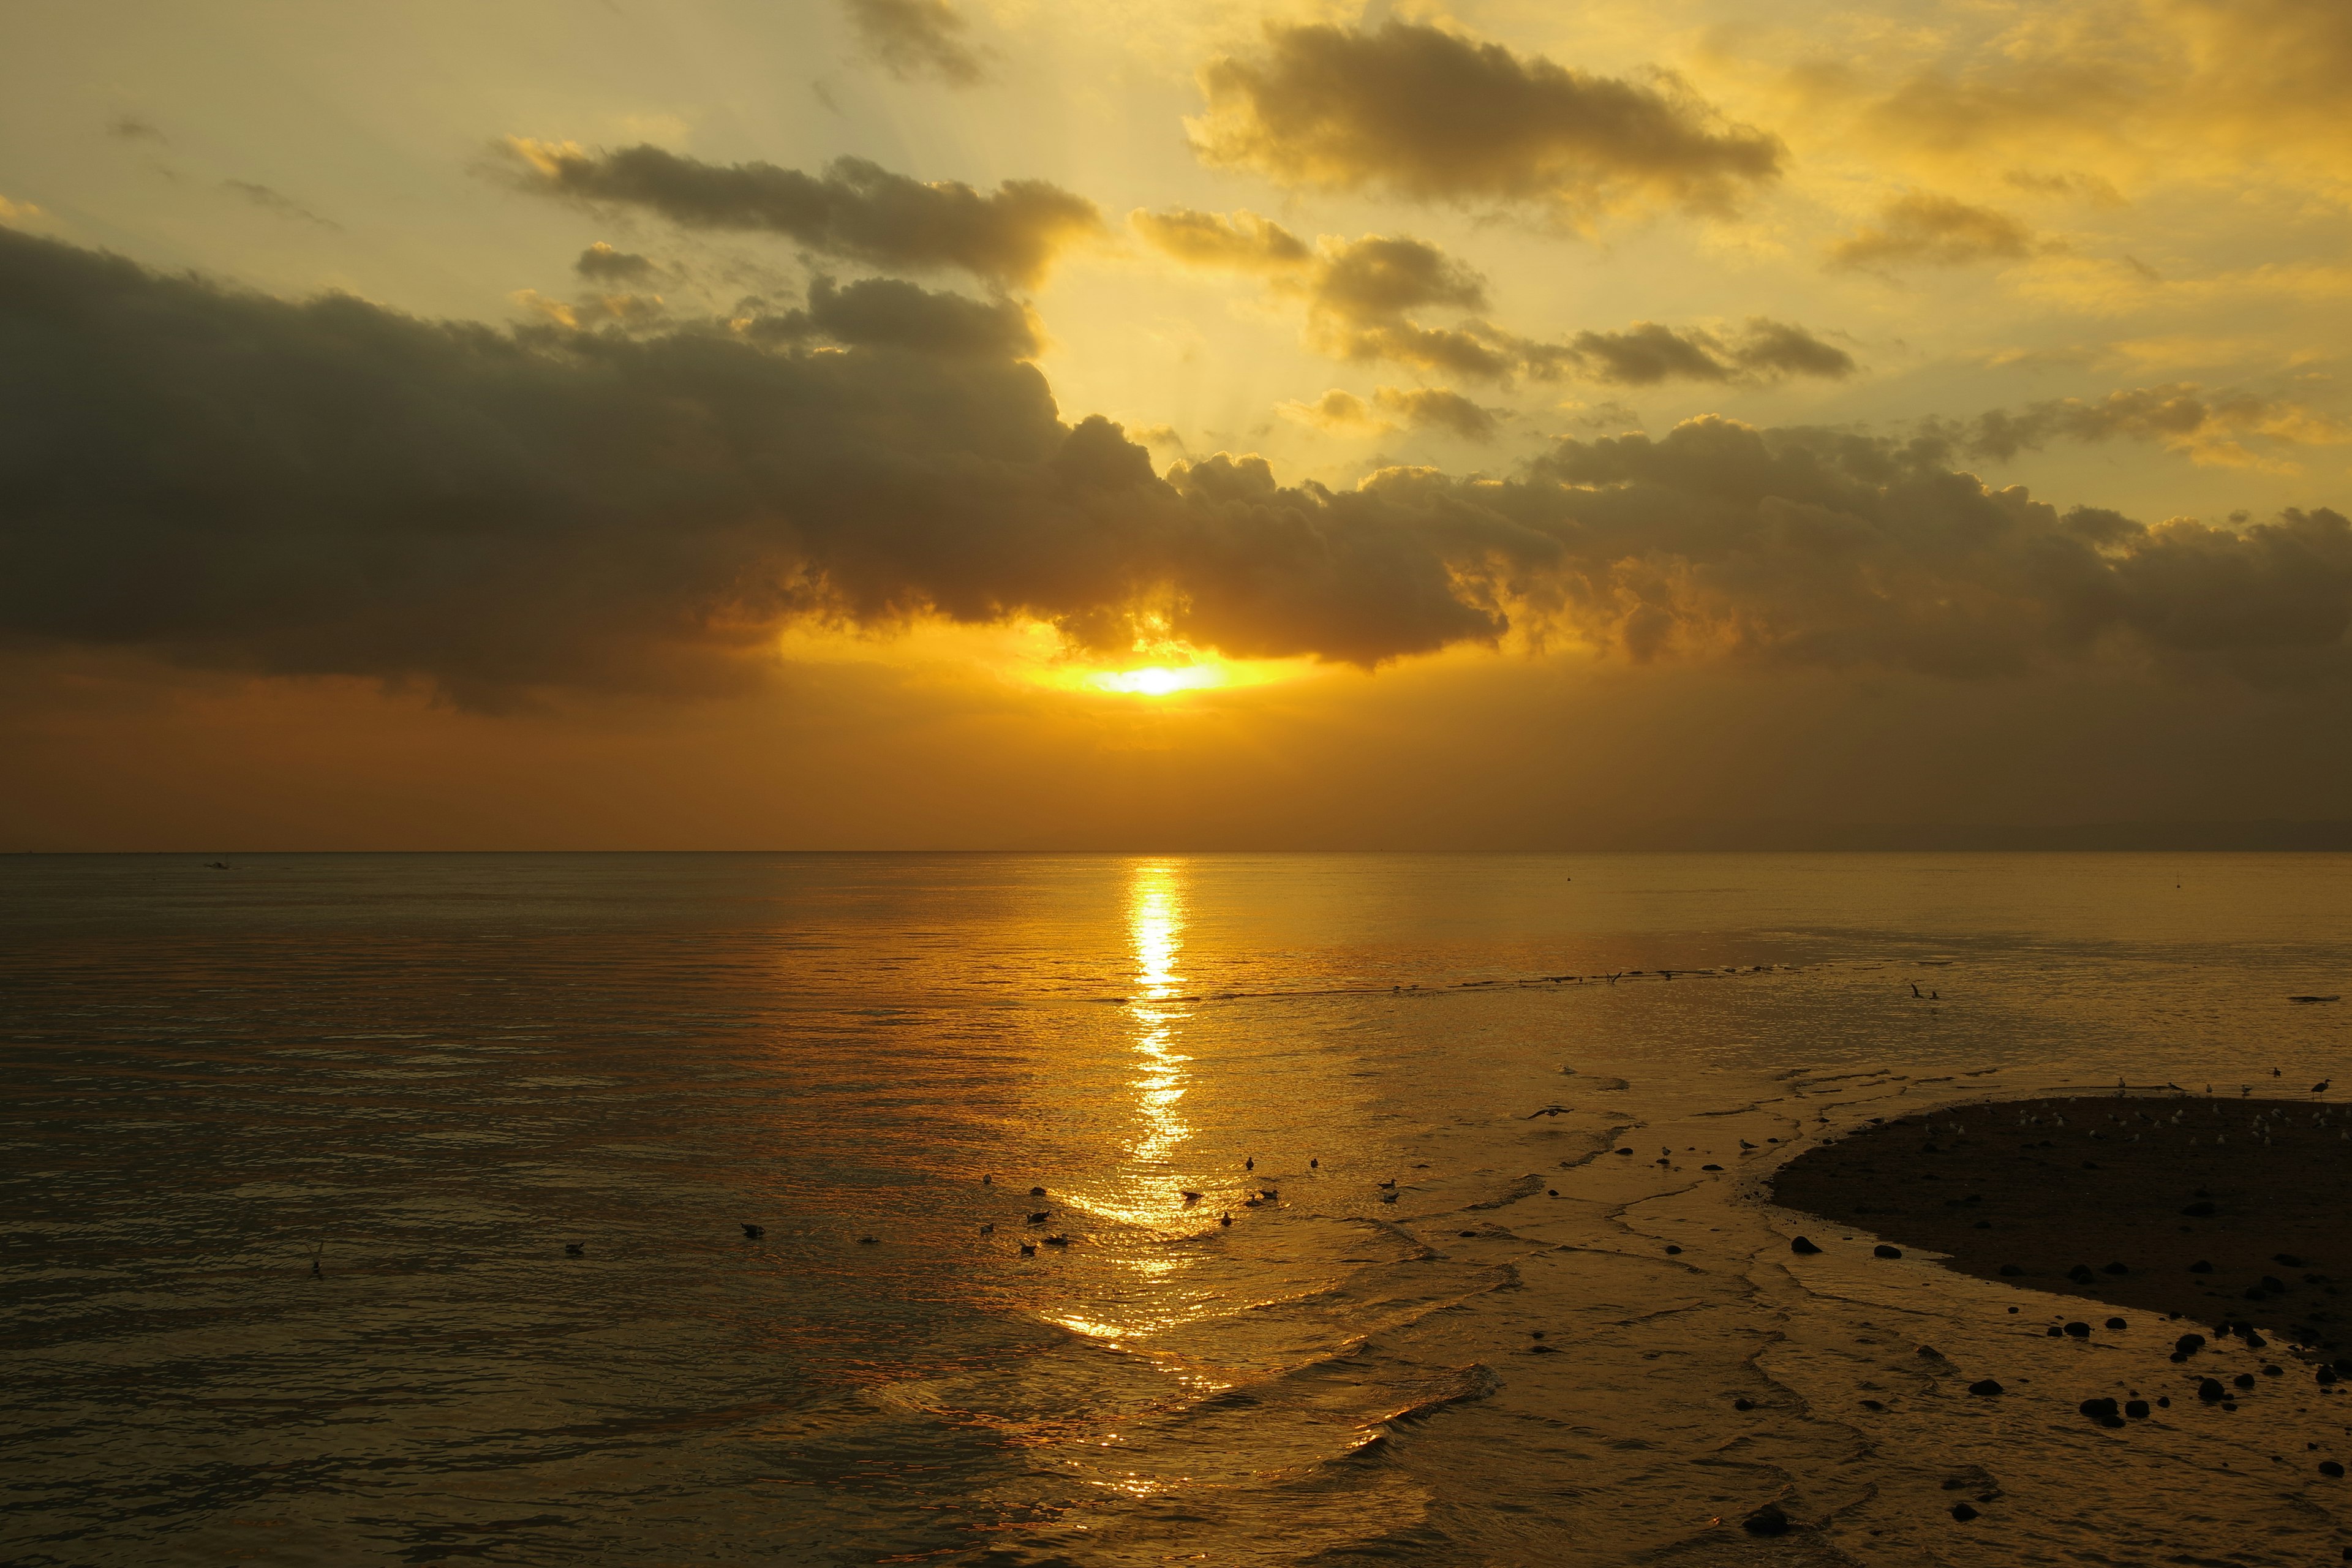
[[4, 852, 2349, 1566]]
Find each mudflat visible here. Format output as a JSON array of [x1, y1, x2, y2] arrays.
[[1771, 1095, 2352, 1355]]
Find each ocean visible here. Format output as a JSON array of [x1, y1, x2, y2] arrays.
[[4, 851, 2348, 1565]]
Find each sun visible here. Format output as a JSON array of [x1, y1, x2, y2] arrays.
[[1090, 665, 1224, 696]]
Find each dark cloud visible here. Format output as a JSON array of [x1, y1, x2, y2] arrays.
[[758, 275, 1041, 358], [1283, 385, 1506, 441], [503, 141, 1101, 288], [1375, 386, 1506, 441], [1940, 383, 2346, 467], [4, 229, 2344, 710], [575, 241, 655, 282], [1134, 212, 1850, 387], [1828, 192, 2038, 270], [1558, 318, 1858, 385], [1127, 207, 1310, 270], [107, 115, 166, 143], [843, 0, 987, 85], [223, 179, 339, 229], [1190, 20, 1782, 217]]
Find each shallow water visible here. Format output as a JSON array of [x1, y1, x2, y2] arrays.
[[4, 851, 2349, 1564]]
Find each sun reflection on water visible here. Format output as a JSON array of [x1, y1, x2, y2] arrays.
[[1126, 861, 1191, 1178]]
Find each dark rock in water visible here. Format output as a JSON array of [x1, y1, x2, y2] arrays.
[[2175, 1333, 2207, 1357], [2102, 1262, 2130, 1275], [1702, 1163, 1723, 1170], [2065, 1321, 2092, 1338], [1733, 1397, 1755, 1411], [2106, 1317, 2127, 1330], [2182, 1201, 2217, 1218], [1665, 1244, 1683, 1254], [1529, 1343, 1558, 1354], [2125, 1399, 2150, 1418], [2233, 1372, 2256, 1389], [1950, 1502, 1980, 1522], [1967, 1379, 2003, 1396], [2276, 1253, 2307, 1268], [2047, 1325, 2064, 1336], [1459, 1229, 1479, 1238], [2079, 1397, 2123, 1427], [1030, 1186, 1047, 1196], [2261, 1363, 2283, 1376], [1860, 1398, 1887, 1411], [2322, 1460, 2345, 1478], [1791, 1236, 1822, 1255], [1874, 1244, 1903, 1259], [1999, 1264, 2024, 1276], [2068, 1264, 2097, 1284], [2190, 1259, 2214, 1273], [2199, 1378, 2226, 1402], [564, 1242, 584, 1256], [741, 1224, 765, 1240], [2319, 1367, 2339, 1386], [858, 1235, 879, 1245], [1741, 1502, 1792, 1537]]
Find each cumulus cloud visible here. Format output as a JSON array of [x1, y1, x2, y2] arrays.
[[502, 141, 1101, 288], [1281, 386, 1507, 442], [1189, 20, 1782, 219], [1944, 383, 2352, 469], [1556, 319, 1857, 385], [1128, 206, 1310, 271], [1828, 192, 2040, 270], [575, 241, 655, 282], [1134, 209, 1852, 387], [758, 274, 1041, 358], [4, 229, 2345, 708], [843, 0, 987, 85]]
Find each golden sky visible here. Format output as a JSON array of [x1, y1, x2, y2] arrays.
[[2, 0, 2349, 848]]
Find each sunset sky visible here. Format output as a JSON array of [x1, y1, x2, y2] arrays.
[[4, 0, 2350, 848]]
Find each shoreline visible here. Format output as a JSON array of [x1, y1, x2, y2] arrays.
[[1771, 1094, 2352, 1357]]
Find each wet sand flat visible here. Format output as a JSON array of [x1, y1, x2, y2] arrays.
[[1773, 1094, 2352, 1354]]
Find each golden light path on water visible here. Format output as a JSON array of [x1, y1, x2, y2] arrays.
[[1042, 861, 1215, 1359]]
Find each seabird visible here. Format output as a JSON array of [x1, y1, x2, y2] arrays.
[[1310, 1158, 1319, 1169], [857, 1235, 878, 1245], [1020, 1242, 1036, 1256], [1245, 1157, 1254, 1171], [1180, 1190, 1202, 1203], [982, 1175, 992, 1185], [1043, 1235, 1071, 1246], [1030, 1186, 1047, 1196], [564, 1242, 584, 1256], [1219, 1212, 1232, 1226], [2316, 1080, 2332, 1094], [1259, 1188, 1278, 1200], [741, 1223, 764, 1240], [1027, 1211, 1048, 1224]]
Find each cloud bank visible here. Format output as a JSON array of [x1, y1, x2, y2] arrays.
[[2, 228, 2346, 710]]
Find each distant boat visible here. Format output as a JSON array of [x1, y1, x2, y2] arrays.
[[2288, 995, 2341, 1004]]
